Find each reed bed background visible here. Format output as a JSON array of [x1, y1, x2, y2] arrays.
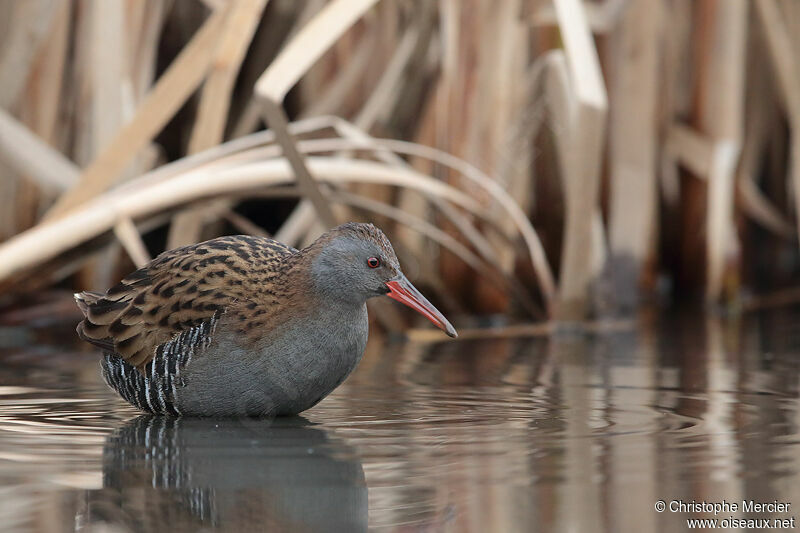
[[0, 0, 797, 330]]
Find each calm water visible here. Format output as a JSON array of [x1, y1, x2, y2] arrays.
[[1, 308, 800, 532]]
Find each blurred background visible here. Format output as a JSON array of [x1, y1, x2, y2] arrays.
[[4, 3, 800, 531], [0, 0, 797, 329]]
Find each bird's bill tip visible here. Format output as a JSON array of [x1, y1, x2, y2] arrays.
[[385, 276, 457, 338]]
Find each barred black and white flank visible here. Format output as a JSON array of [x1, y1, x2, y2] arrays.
[[99, 316, 219, 415]]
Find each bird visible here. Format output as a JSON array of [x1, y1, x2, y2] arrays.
[[75, 222, 456, 417]]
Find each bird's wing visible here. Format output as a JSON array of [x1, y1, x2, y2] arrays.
[[76, 235, 296, 371]]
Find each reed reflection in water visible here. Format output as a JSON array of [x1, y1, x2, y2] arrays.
[[0, 310, 799, 531]]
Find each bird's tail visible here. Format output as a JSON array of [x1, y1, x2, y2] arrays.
[[74, 291, 104, 317]]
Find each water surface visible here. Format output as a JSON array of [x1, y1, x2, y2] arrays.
[[1, 309, 800, 532]]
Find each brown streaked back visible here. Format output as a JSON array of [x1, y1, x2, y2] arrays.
[[75, 235, 297, 372]]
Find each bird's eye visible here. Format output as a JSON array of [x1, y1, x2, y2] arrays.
[[367, 257, 380, 268]]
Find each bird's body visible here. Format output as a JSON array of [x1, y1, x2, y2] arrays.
[[97, 290, 368, 417], [76, 223, 455, 417]]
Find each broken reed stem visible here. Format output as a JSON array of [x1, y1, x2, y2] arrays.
[[259, 99, 338, 227], [607, 0, 659, 307], [553, 0, 608, 320], [250, 0, 381, 237]]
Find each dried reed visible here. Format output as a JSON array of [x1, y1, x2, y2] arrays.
[[0, 0, 797, 328]]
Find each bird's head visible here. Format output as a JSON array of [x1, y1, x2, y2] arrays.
[[308, 223, 457, 338]]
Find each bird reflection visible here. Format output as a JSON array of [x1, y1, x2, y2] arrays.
[[79, 415, 367, 532]]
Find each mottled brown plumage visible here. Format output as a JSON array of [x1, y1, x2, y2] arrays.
[[77, 234, 299, 371]]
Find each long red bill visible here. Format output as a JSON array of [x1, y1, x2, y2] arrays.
[[385, 276, 457, 338]]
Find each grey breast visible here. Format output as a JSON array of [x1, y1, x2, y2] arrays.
[[176, 303, 369, 417]]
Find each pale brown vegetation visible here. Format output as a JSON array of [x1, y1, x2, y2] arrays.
[[0, 0, 797, 329]]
